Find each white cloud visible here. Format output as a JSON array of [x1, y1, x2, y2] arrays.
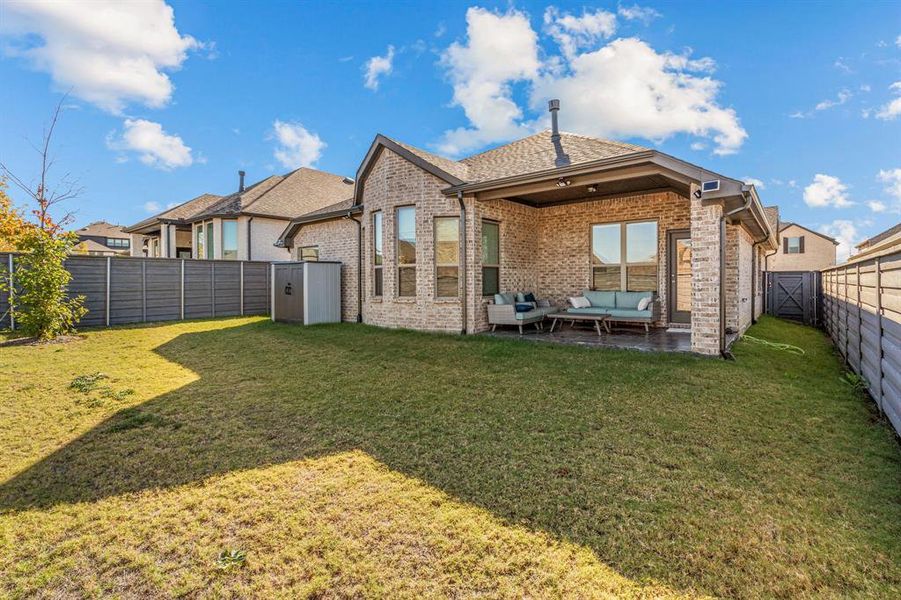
[[143, 201, 160, 213], [108, 119, 194, 170], [803, 174, 852, 208], [788, 180, 797, 188], [437, 8, 746, 156], [867, 200, 887, 213], [860, 83, 871, 92], [543, 7, 617, 60], [875, 82, 901, 120], [690, 141, 706, 151], [743, 177, 765, 189], [531, 38, 746, 155], [1, 0, 200, 113], [819, 219, 861, 262], [271, 120, 325, 169], [363, 45, 395, 91], [897, 34, 901, 48], [814, 89, 852, 111], [437, 7, 541, 155], [877, 168, 901, 213], [617, 4, 662, 24]]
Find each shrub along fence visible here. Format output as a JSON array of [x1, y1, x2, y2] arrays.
[[821, 247, 901, 437], [0, 253, 271, 331]]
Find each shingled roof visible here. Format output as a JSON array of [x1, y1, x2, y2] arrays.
[[459, 130, 647, 183], [372, 130, 648, 188], [75, 221, 128, 238], [125, 193, 223, 232]]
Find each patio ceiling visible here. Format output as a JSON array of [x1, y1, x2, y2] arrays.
[[493, 171, 688, 206]]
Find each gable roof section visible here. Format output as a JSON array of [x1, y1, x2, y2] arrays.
[[75, 221, 128, 238], [779, 222, 839, 245], [460, 131, 648, 183], [125, 193, 222, 233]]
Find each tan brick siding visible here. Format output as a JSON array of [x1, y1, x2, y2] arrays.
[[293, 218, 359, 323], [360, 148, 464, 333], [725, 224, 754, 333], [767, 224, 837, 271], [690, 192, 723, 355]]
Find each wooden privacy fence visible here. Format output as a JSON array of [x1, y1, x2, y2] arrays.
[[0, 253, 271, 331], [821, 248, 901, 437]]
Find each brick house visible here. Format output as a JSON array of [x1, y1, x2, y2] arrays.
[[124, 168, 353, 261], [766, 222, 838, 272], [278, 111, 777, 356]]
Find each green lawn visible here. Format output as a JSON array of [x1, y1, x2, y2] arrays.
[[1, 316, 899, 598]]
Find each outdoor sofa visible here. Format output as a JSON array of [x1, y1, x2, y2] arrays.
[[487, 292, 557, 334], [566, 290, 659, 331]]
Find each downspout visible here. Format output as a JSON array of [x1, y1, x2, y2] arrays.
[[457, 191, 467, 335], [247, 217, 254, 260], [347, 212, 363, 323], [719, 193, 752, 359]]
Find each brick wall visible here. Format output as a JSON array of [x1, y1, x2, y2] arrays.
[[293, 218, 360, 322], [359, 148, 464, 333], [690, 191, 723, 355]]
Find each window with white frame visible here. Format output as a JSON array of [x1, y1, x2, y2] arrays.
[[434, 217, 460, 297], [222, 220, 238, 259], [396, 206, 416, 297], [372, 211, 383, 296], [481, 220, 499, 296]]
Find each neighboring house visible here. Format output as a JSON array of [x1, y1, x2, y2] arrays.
[[73, 221, 133, 256], [277, 104, 778, 356], [124, 169, 353, 261], [853, 223, 901, 258], [766, 222, 838, 272]]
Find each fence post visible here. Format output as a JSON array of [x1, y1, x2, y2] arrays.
[[874, 257, 884, 413], [270, 263, 275, 322], [856, 262, 862, 374], [142, 259, 147, 323], [211, 262, 216, 318], [843, 266, 849, 360], [239, 261, 244, 316], [8, 253, 15, 331], [180, 259, 185, 320], [105, 257, 111, 327]]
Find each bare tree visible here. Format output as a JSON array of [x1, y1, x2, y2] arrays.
[[0, 94, 83, 232]]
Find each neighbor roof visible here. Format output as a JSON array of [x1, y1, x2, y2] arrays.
[[779, 222, 839, 245], [124, 193, 223, 233], [75, 239, 117, 253], [856, 223, 901, 250], [763, 206, 780, 233], [75, 221, 128, 238]]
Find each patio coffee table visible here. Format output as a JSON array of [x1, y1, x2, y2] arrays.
[[547, 312, 611, 336]]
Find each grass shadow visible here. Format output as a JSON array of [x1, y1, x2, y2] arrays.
[[1, 317, 899, 596]]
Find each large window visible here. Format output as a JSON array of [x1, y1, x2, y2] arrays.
[[396, 207, 416, 296], [222, 220, 238, 259], [195, 223, 205, 259], [435, 217, 460, 297], [299, 246, 319, 261], [372, 211, 383, 296], [482, 220, 499, 296], [591, 221, 658, 291], [205, 221, 214, 259], [107, 238, 130, 249]]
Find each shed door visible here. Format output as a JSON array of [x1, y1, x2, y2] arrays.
[[274, 265, 304, 322]]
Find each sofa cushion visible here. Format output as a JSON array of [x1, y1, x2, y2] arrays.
[[494, 292, 516, 305], [523, 292, 536, 303], [515, 303, 535, 312], [637, 296, 651, 311], [569, 296, 591, 309], [583, 290, 616, 308], [616, 291, 652, 309], [515, 309, 545, 321]]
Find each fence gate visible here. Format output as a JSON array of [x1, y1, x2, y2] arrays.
[[765, 271, 821, 326]]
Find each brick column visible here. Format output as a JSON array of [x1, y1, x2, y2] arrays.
[[690, 183, 723, 355]]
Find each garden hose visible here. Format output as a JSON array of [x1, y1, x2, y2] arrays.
[[742, 335, 805, 355]]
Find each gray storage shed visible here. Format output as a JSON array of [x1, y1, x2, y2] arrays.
[[271, 261, 342, 324]]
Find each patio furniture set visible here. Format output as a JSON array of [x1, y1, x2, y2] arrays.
[[487, 290, 660, 335]]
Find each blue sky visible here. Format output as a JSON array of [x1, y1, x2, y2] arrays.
[[1, 0, 899, 259]]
